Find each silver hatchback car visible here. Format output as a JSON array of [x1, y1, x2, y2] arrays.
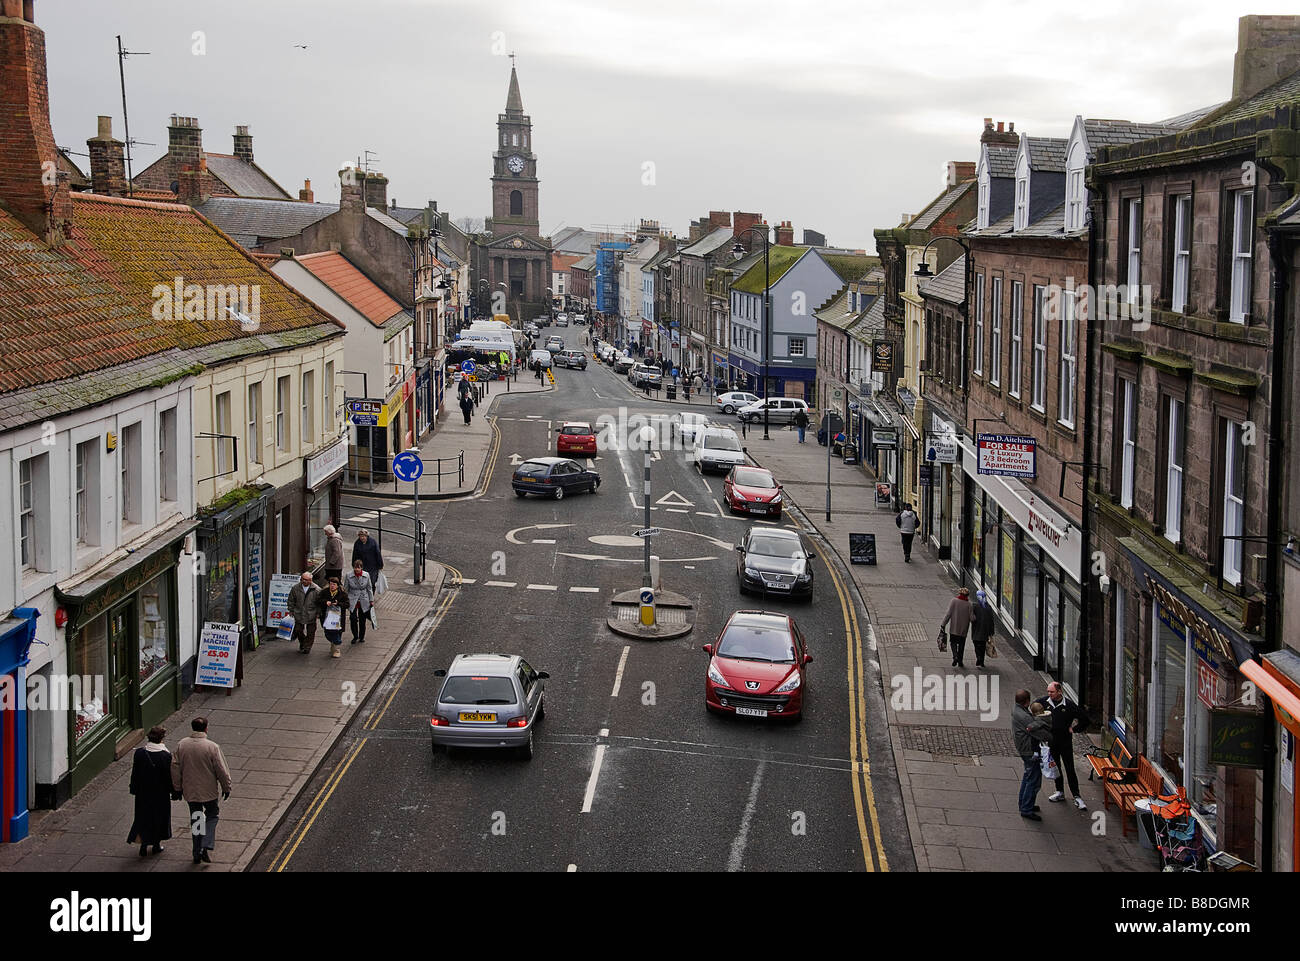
[[430, 653, 548, 759]]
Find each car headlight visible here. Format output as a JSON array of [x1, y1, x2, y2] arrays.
[[744, 567, 761, 578], [707, 663, 728, 686], [775, 671, 802, 693], [732, 489, 747, 501], [770, 492, 782, 504], [796, 571, 812, 583]]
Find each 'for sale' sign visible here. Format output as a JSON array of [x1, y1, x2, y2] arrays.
[[976, 433, 1037, 478]]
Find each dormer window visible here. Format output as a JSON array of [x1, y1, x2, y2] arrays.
[[1013, 149, 1029, 231], [977, 153, 990, 229], [1065, 139, 1086, 232]]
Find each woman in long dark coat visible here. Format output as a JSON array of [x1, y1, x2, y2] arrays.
[[127, 726, 175, 856]]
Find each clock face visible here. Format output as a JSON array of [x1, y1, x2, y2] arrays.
[[507, 155, 525, 174], [511, 238, 523, 248]]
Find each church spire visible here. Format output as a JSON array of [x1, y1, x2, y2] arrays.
[[505, 58, 523, 115]]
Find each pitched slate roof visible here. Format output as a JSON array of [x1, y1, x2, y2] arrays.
[[1081, 119, 1181, 157], [203, 153, 291, 199], [294, 251, 406, 328], [908, 181, 974, 231], [680, 226, 735, 258], [822, 253, 877, 283], [814, 286, 856, 330], [1205, 68, 1300, 125], [196, 196, 338, 248], [986, 145, 1017, 178], [1156, 103, 1224, 128], [366, 206, 413, 236], [851, 290, 887, 336], [384, 204, 428, 226], [1026, 137, 1067, 172], [572, 254, 596, 271], [918, 254, 965, 305], [1012, 202, 1066, 237]]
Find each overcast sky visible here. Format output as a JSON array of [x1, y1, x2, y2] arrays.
[[42, 0, 1289, 251]]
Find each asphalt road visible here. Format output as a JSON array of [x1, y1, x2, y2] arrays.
[[254, 351, 913, 872]]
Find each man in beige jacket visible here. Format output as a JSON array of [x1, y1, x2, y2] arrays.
[[171, 717, 232, 865]]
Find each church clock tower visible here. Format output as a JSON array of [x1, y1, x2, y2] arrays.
[[491, 61, 540, 238]]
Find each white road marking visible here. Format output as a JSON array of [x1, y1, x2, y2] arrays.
[[627, 492, 638, 509], [458, 578, 477, 584], [684, 565, 695, 570], [610, 646, 631, 697], [714, 498, 726, 515], [599, 728, 610, 737], [569, 586, 600, 593], [696, 512, 716, 517], [655, 490, 693, 508], [726, 760, 767, 872], [581, 744, 607, 814], [532, 538, 557, 544], [526, 584, 558, 591], [567, 864, 578, 872], [484, 580, 517, 588], [666, 508, 689, 514]]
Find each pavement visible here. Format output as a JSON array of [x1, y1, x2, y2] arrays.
[[743, 424, 1153, 872]]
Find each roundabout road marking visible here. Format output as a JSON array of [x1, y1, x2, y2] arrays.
[[506, 523, 571, 545]]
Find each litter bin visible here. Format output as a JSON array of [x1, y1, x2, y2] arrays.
[[666, 385, 677, 400]]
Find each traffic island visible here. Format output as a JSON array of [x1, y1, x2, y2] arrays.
[[606, 588, 695, 640]]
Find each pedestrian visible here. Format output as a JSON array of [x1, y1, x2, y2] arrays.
[[534, 360, 542, 381], [1011, 690, 1053, 821], [939, 587, 973, 668], [127, 725, 175, 857], [351, 529, 384, 597], [345, 558, 375, 645], [286, 571, 319, 654], [460, 392, 472, 425], [683, 381, 690, 402], [895, 502, 919, 561], [793, 408, 810, 444], [318, 575, 346, 657], [740, 416, 748, 439], [970, 589, 997, 667], [1039, 680, 1089, 810], [171, 717, 232, 865], [322, 524, 344, 586]]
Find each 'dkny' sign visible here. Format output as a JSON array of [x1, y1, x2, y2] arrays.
[[195, 622, 240, 688], [976, 433, 1037, 478]]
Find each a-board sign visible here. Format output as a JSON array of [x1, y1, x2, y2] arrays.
[[195, 622, 240, 688], [849, 532, 877, 565]]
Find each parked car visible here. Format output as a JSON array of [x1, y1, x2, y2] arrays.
[[816, 411, 846, 446], [555, 349, 588, 369], [735, 527, 814, 599], [723, 465, 784, 518], [613, 354, 636, 374], [629, 364, 662, 388], [703, 611, 811, 720], [524, 322, 540, 337], [555, 314, 569, 327], [430, 653, 548, 759], [511, 457, 600, 499], [716, 391, 760, 415], [546, 337, 565, 354], [572, 315, 587, 325], [692, 427, 746, 474], [737, 397, 811, 425], [600, 345, 618, 364], [556, 421, 597, 456], [670, 411, 711, 446]]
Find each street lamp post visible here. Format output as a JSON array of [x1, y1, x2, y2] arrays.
[[731, 224, 773, 440]]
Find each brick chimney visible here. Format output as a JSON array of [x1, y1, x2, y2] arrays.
[[232, 124, 253, 163], [981, 118, 1019, 147], [946, 160, 976, 185], [168, 114, 203, 166], [775, 220, 794, 246], [708, 210, 730, 231], [732, 211, 764, 249], [0, 0, 73, 244], [1232, 15, 1300, 103], [298, 178, 313, 202], [177, 161, 208, 206], [361, 170, 388, 211], [339, 167, 363, 215], [87, 114, 126, 197]]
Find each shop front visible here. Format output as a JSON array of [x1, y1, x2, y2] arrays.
[[1121, 541, 1269, 861], [195, 487, 272, 685], [961, 443, 1084, 698], [50, 517, 195, 799], [0, 608, 39, 842], [304, 436, 347, 572], [711, 351, 728, 390], [924, 412, 961, 566], [267, 435, 347, 596]]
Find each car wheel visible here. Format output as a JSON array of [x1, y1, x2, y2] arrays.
[[515, 490, 526, 498], [536, 697, 545, 722], [518, 728, 534, 760], [589, 479, 599, 494], [554, 485, 565, 501], [723, 404, 735, 414]]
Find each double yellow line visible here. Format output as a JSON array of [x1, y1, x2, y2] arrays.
[[266, 588, 458, 872], [474, 417, 502, 496], [788, 514, 889, 872]]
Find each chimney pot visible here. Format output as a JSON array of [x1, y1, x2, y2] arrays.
[[997, 121, 1004, 132], [96, 115, 112, 139]]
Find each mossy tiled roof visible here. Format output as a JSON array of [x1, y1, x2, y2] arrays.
[[1205, 68, 1300, 125], [731, 246, 807, 294]]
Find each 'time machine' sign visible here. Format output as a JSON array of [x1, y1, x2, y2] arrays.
[[976, 433, 1037, 478]]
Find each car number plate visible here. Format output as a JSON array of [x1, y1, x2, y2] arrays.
[[750, 506, 766, 514], [520, 477, 536, 482], [458, 712, 497, 723], [735, 706, 768, 717]]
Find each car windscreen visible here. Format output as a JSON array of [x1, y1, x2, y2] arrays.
[[748, 535, 802, 558], [440, 675, 518, 705], [560, 425, 593, 435], [704, 434, 741, 451], [516, 461, 549, 475], [732, 468, 774, 488], [716, 624, 796, 663]]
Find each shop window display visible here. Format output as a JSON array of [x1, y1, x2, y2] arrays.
[[1154, 607, 1187, 786], [73, 616, 109, 741], [138, 574, 171, 684], [969, 492, 983, 580], [1000, 527, 1016, 616], [308, 491, 332, 564], [1020, 543, 1041, 653], [982, 503, 999, 593]]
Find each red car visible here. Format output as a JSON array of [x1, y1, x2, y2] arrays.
[[723, 466, 783, 517], [704, 611, 810, 720], [556, 421, 597, 456]]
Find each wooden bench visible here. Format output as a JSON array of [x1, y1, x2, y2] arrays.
[[1097, 756, 1164, 837], [1086, 734, 1131, 783]]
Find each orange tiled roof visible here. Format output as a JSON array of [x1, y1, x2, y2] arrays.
[[552, 252, 583, 272], [131, 188, 179, 201], [294, 251, 406, 327]]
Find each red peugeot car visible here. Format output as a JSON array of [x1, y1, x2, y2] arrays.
[[723, 466, 783, 518], [556, 421, 597, 456], [703, 611, 811, 721]]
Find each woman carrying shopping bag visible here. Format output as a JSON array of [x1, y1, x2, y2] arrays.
[[345, 559, 375, 645], [318, 576, 346, 658]]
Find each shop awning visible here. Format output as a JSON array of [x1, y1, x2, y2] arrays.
[[1238, 652, 1300, 737]]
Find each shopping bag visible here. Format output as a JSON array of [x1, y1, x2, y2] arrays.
[[323, 609, 341, 632], [369, 606, 379, 630], [276, 614, 295, 642], [375, 571, 389, 596], [1040, 743, 1059, 780], [986, 637, 998, 659], [936, 630, 948, 652]]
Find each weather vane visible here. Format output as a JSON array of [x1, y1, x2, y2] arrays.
[[509, 52, 516, 68]]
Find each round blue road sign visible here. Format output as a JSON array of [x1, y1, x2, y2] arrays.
[[461, 360, 476, 374], [639, 589, 654, 605], [392, 450, 425, 482]]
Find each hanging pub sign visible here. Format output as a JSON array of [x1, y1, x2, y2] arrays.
[[872, 340, 894, 374], [1209, 708, 1267, 768]]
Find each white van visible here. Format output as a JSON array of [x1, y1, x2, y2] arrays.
[[692, 427, 746, 473], [529, 349, 553, 369]]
